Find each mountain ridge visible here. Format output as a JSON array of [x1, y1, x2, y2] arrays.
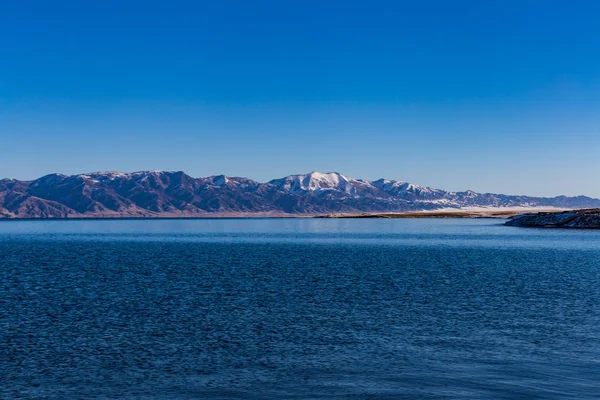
[[1, 170, 598, 218]]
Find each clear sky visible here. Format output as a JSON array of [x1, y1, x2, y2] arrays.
[[1, 1, 599, 197]]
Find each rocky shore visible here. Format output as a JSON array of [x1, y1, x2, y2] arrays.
[[505, 209, 600, 229]]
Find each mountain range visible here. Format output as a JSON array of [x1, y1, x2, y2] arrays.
[[0, 171, 598, 218]]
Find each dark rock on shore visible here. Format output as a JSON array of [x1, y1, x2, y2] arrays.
[[505, 209, 600, 229]]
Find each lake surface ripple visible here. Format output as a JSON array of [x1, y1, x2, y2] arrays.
[[1, 219, 600, 399]]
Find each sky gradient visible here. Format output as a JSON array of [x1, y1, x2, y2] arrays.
[[1, 1, 599, 197]]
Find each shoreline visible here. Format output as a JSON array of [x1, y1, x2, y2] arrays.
[[0, 208, 567, 221], [314, 210, 542, 219]]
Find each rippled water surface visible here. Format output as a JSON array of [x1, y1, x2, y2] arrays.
[[2, 218, 600, 399]]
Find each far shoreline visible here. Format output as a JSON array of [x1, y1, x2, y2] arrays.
[[0, 208, 567, 221]]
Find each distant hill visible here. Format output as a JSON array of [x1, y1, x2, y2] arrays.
[[1, 171, 598, 218]]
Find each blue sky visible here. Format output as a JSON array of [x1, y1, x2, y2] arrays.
[[1, 1, 599, 197]]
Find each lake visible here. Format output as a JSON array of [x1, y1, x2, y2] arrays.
[[1, 218, 600, 399]]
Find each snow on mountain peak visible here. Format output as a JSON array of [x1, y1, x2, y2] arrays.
[[79, 171, 130, 182], [304, 171, 346, 189], [211, 175, 229, 186], [269, 171, 370, 195]]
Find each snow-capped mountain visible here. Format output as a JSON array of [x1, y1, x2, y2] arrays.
[[0, 170, 598, 218], [269, 172, 379, 197], [371, 179, 446, 201]]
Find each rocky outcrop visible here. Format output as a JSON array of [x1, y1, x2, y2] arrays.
[[505, 209, 600, 229]]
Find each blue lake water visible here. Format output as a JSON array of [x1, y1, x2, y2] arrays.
[[1, 218, 600, 399]]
